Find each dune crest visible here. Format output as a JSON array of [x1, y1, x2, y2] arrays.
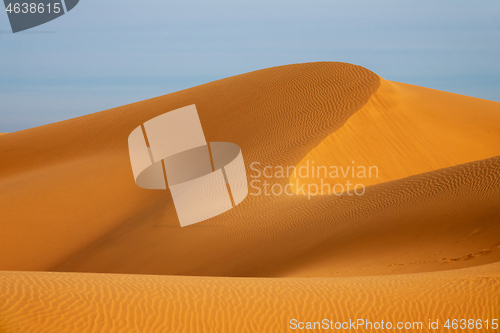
[[290, 78, 500, 194]]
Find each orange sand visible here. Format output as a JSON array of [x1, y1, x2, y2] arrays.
[[1, 263, 499, 333], [291, 78, 500, 193], [0, 62, 499, 332]]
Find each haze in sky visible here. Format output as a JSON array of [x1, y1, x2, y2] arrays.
[[1, 0, 499, 132]]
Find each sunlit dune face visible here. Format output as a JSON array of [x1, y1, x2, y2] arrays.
[[291, 78, 500, 195]]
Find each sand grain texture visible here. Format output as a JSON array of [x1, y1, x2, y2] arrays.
[[1, 264, 500, 333]]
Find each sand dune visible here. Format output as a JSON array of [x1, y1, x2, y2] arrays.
[[0, 62, 499, 278], [0, 62, 380, 273], [1, 62, 499, 332], [1, 263, 499, 332]]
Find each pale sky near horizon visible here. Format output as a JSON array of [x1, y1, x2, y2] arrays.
[[1, 0, 499, 132]]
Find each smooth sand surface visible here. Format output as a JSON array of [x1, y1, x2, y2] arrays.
[[1, 263, 499, 333], [0, 62, 499, 332]]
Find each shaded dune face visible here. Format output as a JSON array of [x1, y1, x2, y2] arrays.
[[0, 62, 499, 280]]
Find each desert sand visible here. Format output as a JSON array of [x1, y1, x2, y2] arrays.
[[0, 62, 499, 332], [1, 263, 499, 332], [291, 77, 500, 191]]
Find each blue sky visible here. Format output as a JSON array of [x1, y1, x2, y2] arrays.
[[1, 0, 499, 132]]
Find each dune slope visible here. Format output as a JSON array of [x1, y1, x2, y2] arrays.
[[1, 264, 500, 333], [291, 78, 500, 192]]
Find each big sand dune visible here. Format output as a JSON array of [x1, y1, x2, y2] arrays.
[[0, 62, 499, 332]]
